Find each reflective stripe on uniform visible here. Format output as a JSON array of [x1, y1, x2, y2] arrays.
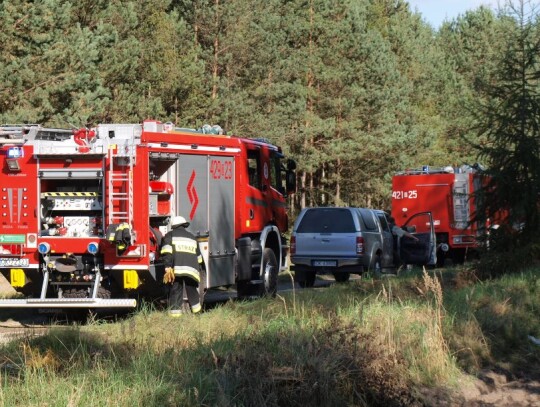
[[168, 309, 183, 317], [161, 244, 173, 254], [191, 303, 202, 313], [173, 265, 200, 282], [197, 255, 203, 264], [171, 236, 198, 254]]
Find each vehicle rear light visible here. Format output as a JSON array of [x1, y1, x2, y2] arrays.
[[290, 236, 296, 255], [453, 235, 476, 244], [0, 244, 23, 255], [356, 236, 364, 254]]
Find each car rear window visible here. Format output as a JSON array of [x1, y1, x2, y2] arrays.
[[296, 208, 356, 233]]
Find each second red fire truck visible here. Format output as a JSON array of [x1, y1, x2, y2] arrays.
[[391, 165, 489, 266], [0, 121, 296, 309]]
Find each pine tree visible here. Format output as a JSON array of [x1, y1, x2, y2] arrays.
[[437, 6, 505, 166], [475, 0, 540, 264], [0, 0, 109, 126]]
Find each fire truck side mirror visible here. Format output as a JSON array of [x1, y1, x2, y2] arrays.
[[286, 170, 296, 194], [287, 159, 296, 171]]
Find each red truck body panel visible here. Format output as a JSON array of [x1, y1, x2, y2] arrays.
[[392, 166, 483, 262], [0, 122, 294, 307]]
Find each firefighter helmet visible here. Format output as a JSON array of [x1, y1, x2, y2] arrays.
[[171, 216, 189, 228]]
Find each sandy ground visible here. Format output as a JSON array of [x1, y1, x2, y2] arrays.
[[460, 371, 540, 406], [421, 371, 540, 406], [0, 273, 15, 297]]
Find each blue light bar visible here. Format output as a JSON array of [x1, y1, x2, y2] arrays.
[[7, 147, 23, 158]]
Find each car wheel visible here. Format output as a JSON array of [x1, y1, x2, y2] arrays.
[[262, 248, 278, 297], [333, 272, 350, 283]]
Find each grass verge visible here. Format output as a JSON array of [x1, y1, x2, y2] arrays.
[[0, 266, 538, 406]]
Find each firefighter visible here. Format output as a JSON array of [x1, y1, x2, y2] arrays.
[[388, 216, 418, 267], [388, 216, 418, 241], [160, 215, 203, 316]]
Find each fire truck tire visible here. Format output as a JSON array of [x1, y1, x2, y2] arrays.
[[62, 288, 88, 298], [436, 251, 446, 268], [452, 249, 466, 265], [262, 248, 278, 297], [236, 281, 251, 299], [333, 272, 350, 283], [62, 287, 112, 299]]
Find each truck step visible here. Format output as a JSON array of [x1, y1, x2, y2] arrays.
[[0, 298, 137, 308]]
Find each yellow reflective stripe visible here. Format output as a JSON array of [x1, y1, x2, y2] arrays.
[[171, 237, 197, 254], [161, 245, 173, 254], [173, 244, 197, 254], [191, 303, 202, 313], [173, 266, 200, 282], [197, 255, 203, 264], [171, 236, 197, 245]]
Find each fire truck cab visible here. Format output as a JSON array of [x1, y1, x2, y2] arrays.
[[0, 121, 296, 309]]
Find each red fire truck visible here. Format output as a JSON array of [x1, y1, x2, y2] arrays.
[[391, 165, 487, 265], [0, 121, 296, 309]]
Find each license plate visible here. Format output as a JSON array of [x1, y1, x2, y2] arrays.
[[0, 258, 29, 267], [312, 260, 337, 267]]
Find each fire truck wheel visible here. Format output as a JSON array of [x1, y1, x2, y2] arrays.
[[333, 272, 350, 283], [262, 248, 278, 297]]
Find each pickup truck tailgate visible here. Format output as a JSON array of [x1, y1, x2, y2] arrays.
[[294, 208, 358, 258], [296, 232, 357, 257]]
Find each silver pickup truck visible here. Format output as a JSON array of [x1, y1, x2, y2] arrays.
[[290, 207, 435, 287]]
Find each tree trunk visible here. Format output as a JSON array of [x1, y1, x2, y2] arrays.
[[212, 0, 220, 100]]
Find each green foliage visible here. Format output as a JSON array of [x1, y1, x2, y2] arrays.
[[1, 0, 536, 212], [472, 1, 540, 265]]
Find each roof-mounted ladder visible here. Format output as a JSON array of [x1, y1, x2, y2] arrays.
[[107, 132, 136, 235], [453, 174, 470, 229]]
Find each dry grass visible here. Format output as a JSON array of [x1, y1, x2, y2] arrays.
[[1, 267, 538, 405]]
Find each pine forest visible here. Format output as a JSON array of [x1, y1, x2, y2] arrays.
[[1, 0, 539, 219]]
